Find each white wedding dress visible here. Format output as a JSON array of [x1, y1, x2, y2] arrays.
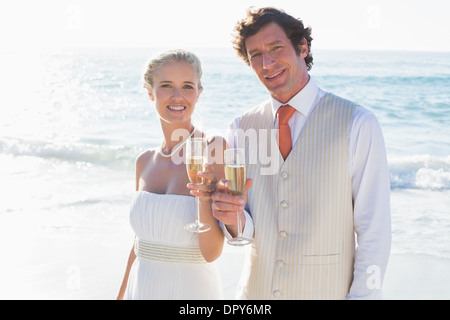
[[124, 191, 223, 300]]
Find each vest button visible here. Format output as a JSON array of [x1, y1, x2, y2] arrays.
[[280, 171, 288, 179], [276, 260, 284, 268], [280, 200, 288, 208], [279, 231, 287, 238], [273, 290, 281, 297]]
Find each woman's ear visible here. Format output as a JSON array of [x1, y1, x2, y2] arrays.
[[196, 86, 203, 102], [147, 88, 154, 102]]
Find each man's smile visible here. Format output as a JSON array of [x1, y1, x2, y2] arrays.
[[264, 69, 285, 81]]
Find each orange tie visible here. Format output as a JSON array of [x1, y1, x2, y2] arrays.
[[276, 104, 296, 160]]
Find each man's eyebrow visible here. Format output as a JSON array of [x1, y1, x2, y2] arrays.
[[248, 40, 284, 55], [248, 48, 260, 55], [268, 40, 283, 46]]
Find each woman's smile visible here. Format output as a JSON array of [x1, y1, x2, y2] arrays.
[[167, 105, 187, 113]]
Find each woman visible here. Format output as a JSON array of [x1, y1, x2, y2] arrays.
[[117, 49, 225, 300]]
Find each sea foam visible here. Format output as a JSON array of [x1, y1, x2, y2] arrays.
[[389, 155, 450, 190]]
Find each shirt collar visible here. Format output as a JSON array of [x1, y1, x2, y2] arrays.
[[271, 76, 319, 122]]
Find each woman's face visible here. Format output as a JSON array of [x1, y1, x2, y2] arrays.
[[148, 61, 202, 125]]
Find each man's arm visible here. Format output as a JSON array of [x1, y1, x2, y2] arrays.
[[348, 107, 391, 299]]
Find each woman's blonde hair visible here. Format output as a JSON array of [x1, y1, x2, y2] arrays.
[[143, 49, 203, 90]]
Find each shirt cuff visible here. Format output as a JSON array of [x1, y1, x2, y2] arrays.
[[221, 210, 254, 241]]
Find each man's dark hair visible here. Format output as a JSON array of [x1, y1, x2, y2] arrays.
[[232, 7, 313, 71]]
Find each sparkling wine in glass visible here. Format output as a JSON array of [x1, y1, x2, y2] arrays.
[[224, 148, 253, 246], [184, 137, 211, 233]]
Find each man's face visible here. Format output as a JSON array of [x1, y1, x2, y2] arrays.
[[245, 22, 309, 103]]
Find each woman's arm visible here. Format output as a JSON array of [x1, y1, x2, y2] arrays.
[[116, 243, 136, 300], [198, 192, 225, 262], [116, 153, 147, 299], [188, 136, 226, 262]]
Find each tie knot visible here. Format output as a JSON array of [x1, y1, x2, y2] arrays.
[[277, 105, 296, 125]]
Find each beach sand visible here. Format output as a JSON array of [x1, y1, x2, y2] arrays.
[[382, 253, 450, 299], [1, 206, 449, 300]]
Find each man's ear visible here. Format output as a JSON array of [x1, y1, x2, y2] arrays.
[[299, 39, 308, 58]]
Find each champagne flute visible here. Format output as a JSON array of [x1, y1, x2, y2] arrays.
[[184, 137, 211, 233], [224, 148, 253, 246]]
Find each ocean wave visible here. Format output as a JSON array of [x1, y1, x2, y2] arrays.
[[0, 137, 139, 170], [389, 155, 450, 190], [2, 138, 449, 190]]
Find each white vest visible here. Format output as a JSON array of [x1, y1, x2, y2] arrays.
[[237, 93, 357, 299]]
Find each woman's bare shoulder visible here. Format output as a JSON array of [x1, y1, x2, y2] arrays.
[[135, 148, 158, 171]]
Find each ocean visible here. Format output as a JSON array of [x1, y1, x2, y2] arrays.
[[0, 47, 449, 299]]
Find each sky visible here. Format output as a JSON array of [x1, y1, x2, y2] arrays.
[[1, 0, 449, 52]]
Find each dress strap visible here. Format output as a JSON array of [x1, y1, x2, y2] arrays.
[[134, 238, 207, 264]]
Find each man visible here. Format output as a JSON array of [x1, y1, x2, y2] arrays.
[[212, 7, 391, 299]]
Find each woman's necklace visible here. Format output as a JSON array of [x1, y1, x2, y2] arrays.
[[159, 128, 195, 158]]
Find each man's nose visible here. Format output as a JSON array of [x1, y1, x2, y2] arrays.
[[262, 52, 276, 69]]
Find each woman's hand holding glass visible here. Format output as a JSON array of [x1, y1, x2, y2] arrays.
[[184, 137, 211, 233], [187, 163, 218, 202]]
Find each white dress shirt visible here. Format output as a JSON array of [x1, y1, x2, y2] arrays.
[[224, 76, 391, 299]]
